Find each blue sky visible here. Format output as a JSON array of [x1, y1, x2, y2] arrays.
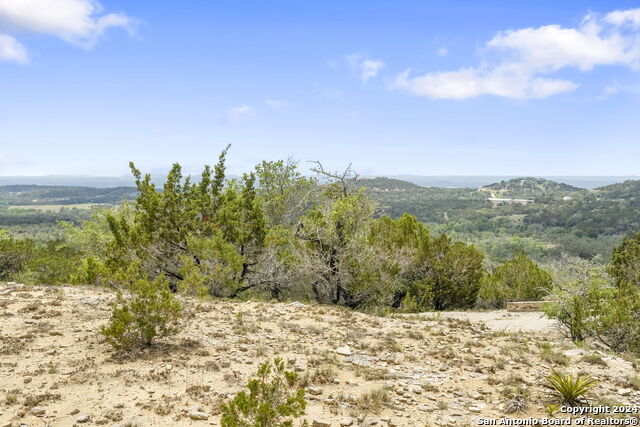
[[1, 0, 640, 177]]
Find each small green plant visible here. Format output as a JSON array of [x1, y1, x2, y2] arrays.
[[220, 358, 307, 427], [582, 353, 607, 366], [545, 404, 560, 417], [538, 343, 569, 366], [101, 276, 183, 351], [544, 369, 597, 406]]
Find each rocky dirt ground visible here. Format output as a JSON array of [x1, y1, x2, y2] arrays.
[[1, 282, 639, 427]]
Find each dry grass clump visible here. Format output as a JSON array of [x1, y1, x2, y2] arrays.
[[349, 387, 390, 416]]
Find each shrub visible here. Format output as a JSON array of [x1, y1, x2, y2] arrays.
[[20, 240, 80, 285], [220, 358, 307, 427], [544, 238, 640, 355], [608, 230, 640, 288], [417, 235, 485, 310], [101, 276, 182, 351], [0, 236, 36, 280], [478, 251, 552, 307], [544, 369, 596, 406], [543, 273, 611, 343], [589, 284, 640, 354]]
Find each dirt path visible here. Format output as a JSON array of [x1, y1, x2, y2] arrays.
[[442, 310, 559, 333]]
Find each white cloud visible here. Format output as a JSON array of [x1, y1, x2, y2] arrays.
[[0, 33, 28, 63], [605, 8, 640, 27], [344, 52, 385, 83], [227, 105, 254, 123], [393, 8, 640, 100], [265, 99, 291, 110], [360, 59, 384, 83], [436, 47, 448, 56], [392, 67, 577, 100], [0, 0, 133, 63]]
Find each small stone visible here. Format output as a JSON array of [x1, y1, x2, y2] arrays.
[[188, 409, 209, 420], [23, 376, 32, 384], [340, 417, 354, 426], [312, 420, 331, 427], [438, 363, 448, 371], [30, 406, 46, 416], [76, 414, 91, 423], [336, 346, 351, 356], [619, 388, 632, 396], [307, 386, 323, 395], [81, 297, 100, 306]]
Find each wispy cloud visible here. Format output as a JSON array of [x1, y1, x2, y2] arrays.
[[597, 83, 620, 100], [226, 105, 255, 124], [265, 99, 291, 110], [436, 47, 448, 57], [0, 0, 134, 63], [393, 8, 640, 100], [0, 34, 28, 64], [360, 59, 385, 83], [344, 52, 385, 83]]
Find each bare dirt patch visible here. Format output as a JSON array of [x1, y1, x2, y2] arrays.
[[0, 283, 637, 426]]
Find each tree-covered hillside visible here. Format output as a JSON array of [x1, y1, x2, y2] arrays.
[[2, 176, 640, 263], [0, 185, 137, 205], [362, 177, 640, 262], [478, 177, 582, 199]]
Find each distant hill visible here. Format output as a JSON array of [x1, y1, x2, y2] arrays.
[[0, 185, 137, 205], [360, 177, 422, 191], [479, 177, 583, 199], [594, 180, 640, 199]]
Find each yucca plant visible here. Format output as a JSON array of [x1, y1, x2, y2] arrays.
[[544, 369, 597, 406]]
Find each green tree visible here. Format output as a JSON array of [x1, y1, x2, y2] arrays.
[[413, 234, 485, 310], [0, 235, 36, 280], [255, 158, 316, 227], [295, 184, 392, 307], [104, 146, 267, 297], [608, 231, 640, 287], [479, 251, 553, 307]]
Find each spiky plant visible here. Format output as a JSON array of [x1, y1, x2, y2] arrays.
[[504, 385, 529, 414], [544, 369, 597, 406]]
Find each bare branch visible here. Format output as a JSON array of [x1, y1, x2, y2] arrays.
[[308, 161, 360, 197]]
